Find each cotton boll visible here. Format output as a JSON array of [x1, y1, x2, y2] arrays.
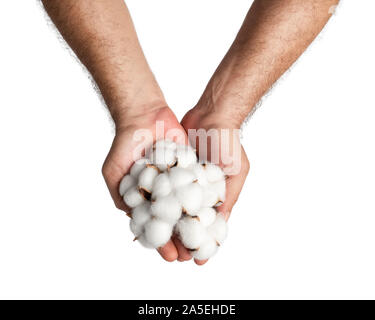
[[155, 139, 177, 150], [208, 214, 228, 245], [132, 203, 151, 226], [175, 145, 197, 168], [168, 167, 196, 189], [130, 158, 149, 178], [119, 174, 136, 197], [191, 237, 218, 260], [177, 217, 207, 250], [144, 219, 173, 248], [123, 186, 144, 208], [136, 234, 155, 249], [138, 165, 159, 192], [211, 179, 226, 203], [190, 163, 208, 186], [151, 173, 172, 199], [151, 194, 182, 223], [201, 185, 219, 207], [204, 163, 225, 183], [130, 220, 144, 237], [196, 207, 217, 227], [149, 146, 176, 171], [175, 183, 203, 215]]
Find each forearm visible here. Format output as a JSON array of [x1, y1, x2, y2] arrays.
[[42, 0, 165, 127], [196, 0, 339, 127]]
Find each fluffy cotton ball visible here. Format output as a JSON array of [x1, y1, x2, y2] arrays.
[[168, 167, 196, 189], [151, 173, 172, 199], [151, 194, 182, 223], [208, 214, 228, 245], [144, 219, 173, 248], [119, 174, 136, 197], [130, 158, 150, 178], [132, 203, 151, 226], [201, 185, 220, 207], [191, 237, 218, 260], [204, 163, 225, 183], [190, 163, 208, 186], [138, 165, 159, 192], [149, 146, 176, 171], [136, 234, 155, 249], [211, 179, 226, 204], [123, 186, 144, 208], [130, 219, 144, 237], [177, 217, 207, 250], [175, 183, 203, 215], [196, 207, 217, 227], [175, 145, 197, 168]]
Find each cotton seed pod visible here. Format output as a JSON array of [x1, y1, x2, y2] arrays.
[[149, 146, 176, 171], [177, 217, 207, 250], [119, 174, 136, 197], [132, 203, 151, 226], [144, 219, 173, 248], [136, 234, 155, 249], [123, 186, 144, 208], [138, 165, 159, 193], [191, 236, 218, 260], [130, 219, 144, 237], [130, 158, 150, 178], [175, 183, 203, 215], [210, 179, 226, 204], [175, 145, 197, 168], [154, 139, 177, 150], [208, 214, 228, 245], [150, 194, 182, 223], [168, 167, 196, 189], [190, 163, 208, 186], [151, 173, 172, 199], [196, 207, 217, 227], [201, 185, 220, 207], [204, 163, 225, 183]]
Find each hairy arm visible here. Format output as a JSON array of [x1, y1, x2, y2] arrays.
[[41, 0, 165, 126], [193, 0, 340, 126]]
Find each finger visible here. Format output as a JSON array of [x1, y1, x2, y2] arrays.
[[172, 236, 192, 262], [218, 147, 250, 220], [157, 240, 178, 262], [194, 258, 208, 266]]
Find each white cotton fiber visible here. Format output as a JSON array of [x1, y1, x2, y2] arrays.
[[149, 146, 176, 171], [168, 167, 196, 189], [204, 163, 225, 183], [151, 194, 182, 223], [138, 165, 159, 192], [190, 163, 208, 186], [130, 158, 150, 178], [175, 183, 203, 215], [120, 140, 229, 258], [196, 207, 217, 227], [119, 174, 136, 197], [123, 186, 144, 208], [208, 214, 228, 245], [191, 237, 218, 260], [144, 219, 173, 248], [175, 145, 197, 168], [151, 173, 172, 199], [176, 217, 207, 250]]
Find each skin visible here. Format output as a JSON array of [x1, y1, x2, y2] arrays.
[[42, 0, 339, 265]]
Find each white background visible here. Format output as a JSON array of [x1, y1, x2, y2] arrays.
[[0, 0, 374, 299]]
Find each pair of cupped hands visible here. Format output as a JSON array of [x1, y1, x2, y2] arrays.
[[102, 104, 250, 265]]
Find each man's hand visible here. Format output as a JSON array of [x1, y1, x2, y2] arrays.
[[181, 107, 250, 266], [102, 105, 193, 263]]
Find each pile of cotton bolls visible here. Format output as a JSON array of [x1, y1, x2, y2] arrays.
[[118, 140, 228, 260]]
